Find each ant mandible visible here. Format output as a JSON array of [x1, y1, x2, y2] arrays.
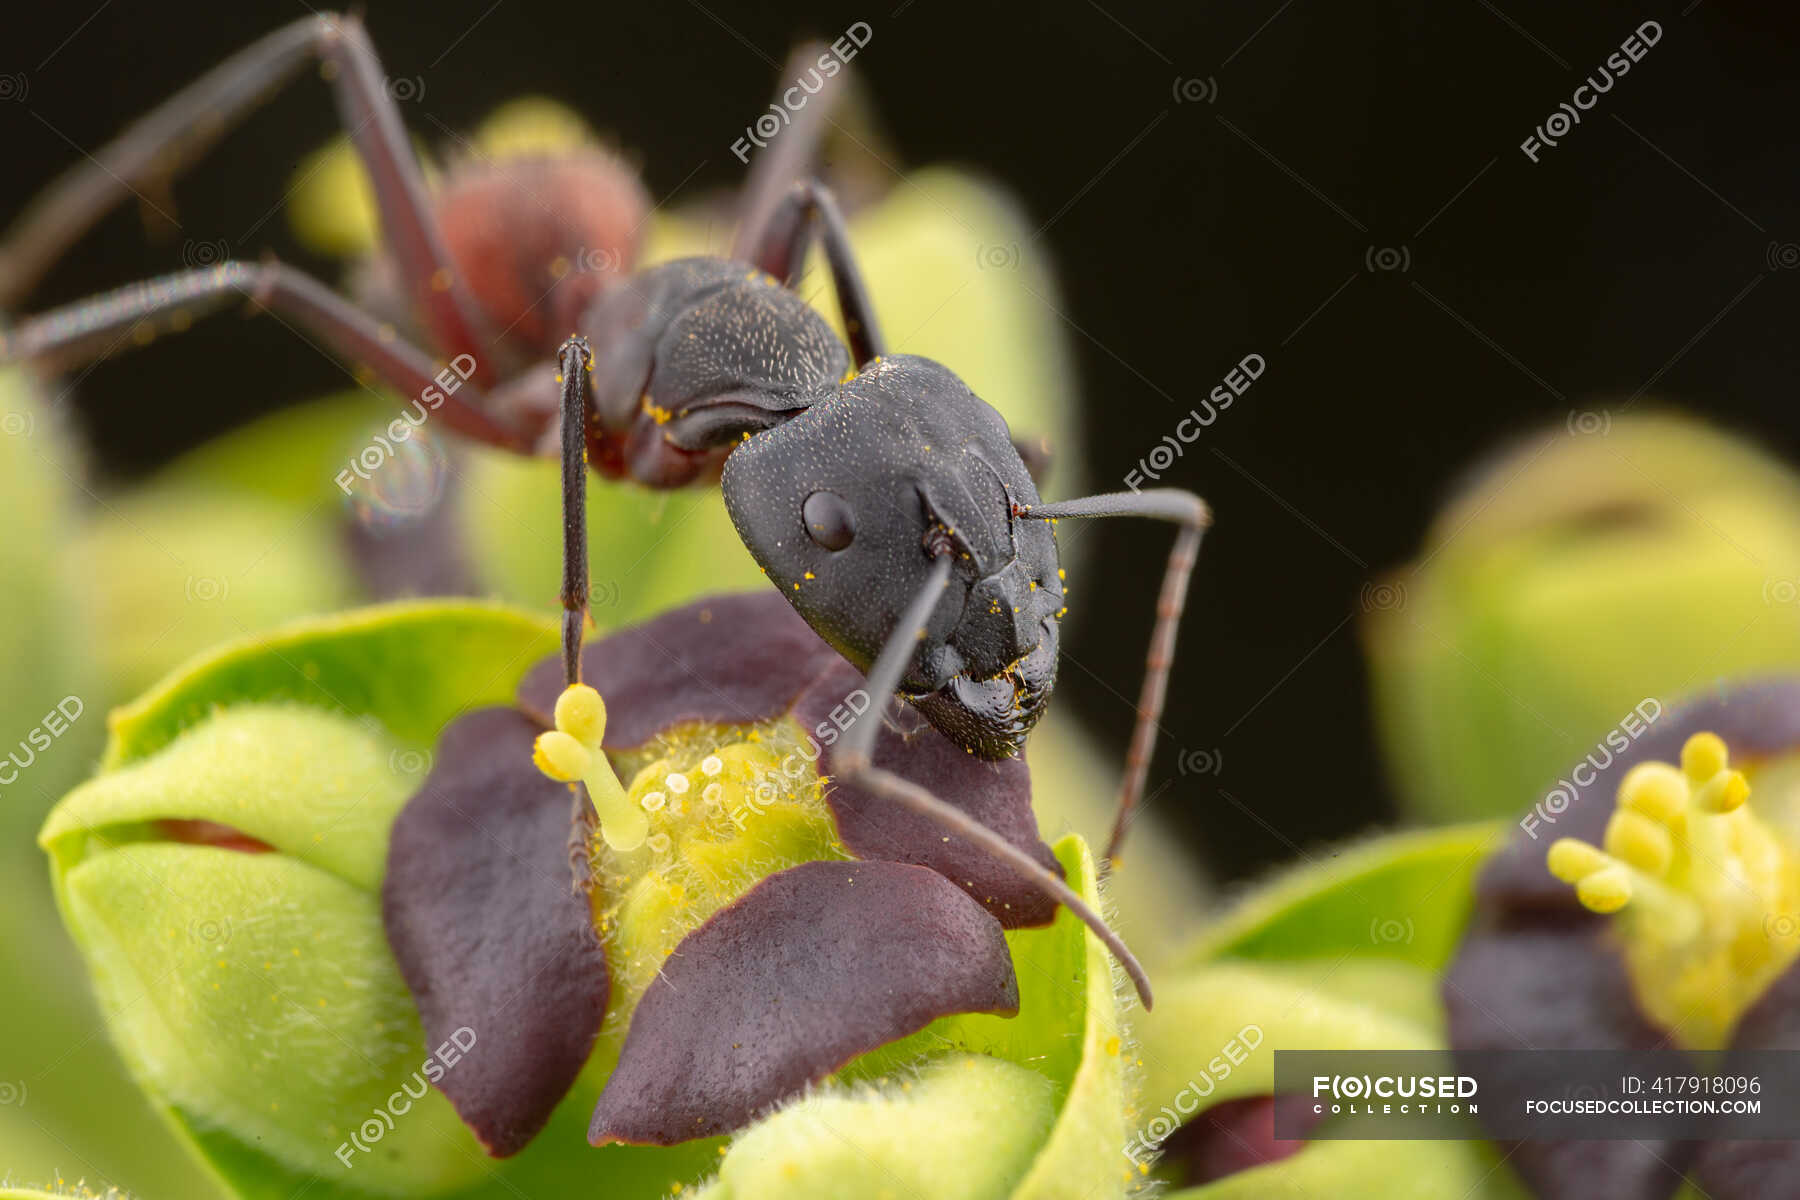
[[0, 13, 1208, 1009]]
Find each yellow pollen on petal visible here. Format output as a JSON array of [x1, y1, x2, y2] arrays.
[[1544, 730, 1800, 1048]]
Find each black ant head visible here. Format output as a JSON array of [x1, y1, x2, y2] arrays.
[[722, 355, 1064, 759]]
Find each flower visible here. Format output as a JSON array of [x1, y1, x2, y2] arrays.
[[1448, 680, 1800, 1199], [40, 597, 1136, 1199], [382, 589, 1078, 1155]]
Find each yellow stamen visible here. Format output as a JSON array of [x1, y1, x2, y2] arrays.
[[1604, 809, 1674, 876], [1619, 762, 1687, 823], [1695, 769, 1750, 814], [1680, 731, 1728, 783], [1543, 730, 1800, 1048], [531, 684, 645, 852], [554, 683, 607, 746], [533, 730, 591, 782], [1548, 837, 1609, 883], [1576, 864, 1633, 913]]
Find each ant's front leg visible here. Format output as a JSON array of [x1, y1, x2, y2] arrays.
[[0, 13, 499, 376], [1020, 488, 1211, 864], [0, 261, 527, 452], [554, 338, 595, 686], [833, 551, 1155, 1009], [745, 181, 887, 367], [555, 336, 600, 891]]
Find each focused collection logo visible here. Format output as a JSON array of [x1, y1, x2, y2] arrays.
[[1311, 1073, 1479, 1116]]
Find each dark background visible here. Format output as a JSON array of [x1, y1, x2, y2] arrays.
[[3, 0, 1794, 881]]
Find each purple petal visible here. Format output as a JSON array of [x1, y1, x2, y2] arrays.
[[1690, 960, 1800, 1199], [517, 591, 841, 748], [382, 707, 609, 1157], [1445, 920, 1690, 1200], [799, 662, 1062, 928], [589, 859, 1019, 1146]]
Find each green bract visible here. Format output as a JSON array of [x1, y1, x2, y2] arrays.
[[38, 603, 1140, 1200], [1131, 823, 1531, 1198]]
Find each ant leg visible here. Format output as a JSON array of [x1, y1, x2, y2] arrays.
[[834, 552, 1155, 1009], [1020, 489, 1210, 865], [0, 261, 527, 451], [0, 13, 498, 375], [555, 336, 599, 890], [730, 41, 854, 266], [746, 180, 886, 366], [555, 338, 593, 686]]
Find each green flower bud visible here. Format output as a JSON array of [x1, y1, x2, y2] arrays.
[[695, 1054, 1056, 1200], [39, 603, 556, 1196], [1365, 412, 1800, 822]]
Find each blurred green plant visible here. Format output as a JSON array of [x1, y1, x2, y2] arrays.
[[1129, 822, 1532, 1197], [0, 369, 95, 837], [0, 368, 220, 1198], [1364, 411, 1800, 822]]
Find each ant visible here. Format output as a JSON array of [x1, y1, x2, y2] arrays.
[[0, 13, 1208, 1009]]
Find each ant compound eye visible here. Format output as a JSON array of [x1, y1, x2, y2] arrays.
[[802, 490, 857, 551]]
